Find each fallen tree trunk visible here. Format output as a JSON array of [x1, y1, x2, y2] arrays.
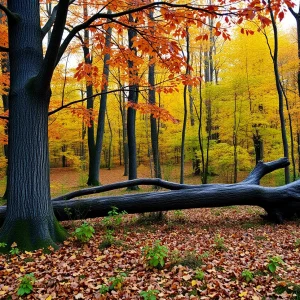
[[0, 158, 299, 225]]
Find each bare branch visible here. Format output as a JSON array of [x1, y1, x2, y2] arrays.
[[0, 115, 9, 120], [41, 4, 58, 38], [0, 45, 9, 52], [288, 7, 298, 19], [37, 0, 70, 90], [48, 87, 128, 116], [0, 3, 19, 22]]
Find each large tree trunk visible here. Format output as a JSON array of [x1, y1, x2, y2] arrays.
[[0, 1, 67, 251]]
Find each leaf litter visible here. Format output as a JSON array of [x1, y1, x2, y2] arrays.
[[0, 207, 300, 299]]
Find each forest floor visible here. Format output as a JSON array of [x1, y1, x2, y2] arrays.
[[0, 164, 299, 299]]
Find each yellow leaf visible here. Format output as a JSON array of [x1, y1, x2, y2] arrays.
[[45, 296, 52, 300], [0, 291, 6, 296], [252, 296, 260, 300], [95, 255, 106, 261], [40, 255, 46, 260], [11, 242, 17, 248], [239, 291, 247, 297], [191, 280, 197, 286], [116, 282, 122, 290], [19, 266, 25, 273], [25, 251, 32, 256]]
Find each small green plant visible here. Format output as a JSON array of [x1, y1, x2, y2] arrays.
[[17, 273, 36, 296], [99, 284, 110, 294], [99, 229, 116, 249], [194, 268, 205, 280], [172, 210, 185, 222], [74, 222, 95, 243], [267, 256, 284, 273], [213, 234, 226, 250], [99, 273, 127, 294], [102, 206, 127, 228], [140, 289, 159, 300], [142, 240, 168, 268], [0, 242, 7, 248], [274, 282, 300, 298], [177, 251, 204, 269], [241, 269, 254, 283], [10, 247, 20, 255], [294, 238, 300, 248], [169, 249, 181, 265]]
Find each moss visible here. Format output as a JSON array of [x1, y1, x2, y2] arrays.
[[0, 217, 68, 253]]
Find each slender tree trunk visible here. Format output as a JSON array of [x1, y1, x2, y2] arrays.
[[0, 1, 67, 250], [188, 85, 195, 126], [180, 27, 190, 184], [127, 14, 139, 188], [267, 0, 290, 183], [233, 93, 238, 183], [106, 108, 113, 170], [148, 10, 161, 180], [82, 5, 97, 186], [91, 22, 112, 184], [288, 6, 300, 95]]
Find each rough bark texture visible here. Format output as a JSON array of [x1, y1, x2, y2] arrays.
[[0, 1, 67, 251], [0, 158, 296, 226]]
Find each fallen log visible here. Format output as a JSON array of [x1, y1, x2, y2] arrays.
[[0, 158, 298, 225]]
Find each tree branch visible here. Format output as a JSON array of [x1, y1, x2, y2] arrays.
[[37, 0, 70, 91], [0, 3, 19, 22], [241, 158, 290, 184], [52, 158, 289, 201], [48, 87, 127, 116], [48, 85, 165, 116], [288, 7, 298, 19], [41, 4, 58, 38], [0, 45, 9, 52], [56, 2, 236, 65]]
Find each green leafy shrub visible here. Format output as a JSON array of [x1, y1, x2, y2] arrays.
[[194, 269, 205, 280], [177, 251, 206, 269], [17, 273, 36, 296], [241, 269, 254, 283], [10, 243, 20, 255], [0, 242, 7, 248], [102, 206, 127, 228], [140, 289, 159, 300], [172, 210, 185, 222], [142, 240, 168, 268], [267, 256, 284, 273], [74, 222, 95, 243], [213, 234, 226, 251], [99, 273, 127, 294], [99, 229, 116, 249]]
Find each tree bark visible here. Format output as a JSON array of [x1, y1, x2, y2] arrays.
[[127, 14, 139, 188], [91, 22, 112, 184], [0, 0, 67, 250], [1, 158, 295, 226]]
